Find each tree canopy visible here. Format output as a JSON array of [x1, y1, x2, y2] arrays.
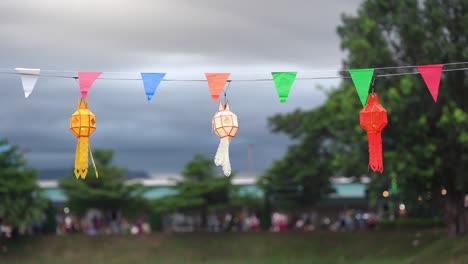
[[261, 0, 468, 236], [152, 154, 234, 228], [59, 149, 146, 216], [0, 139, 47, 233]]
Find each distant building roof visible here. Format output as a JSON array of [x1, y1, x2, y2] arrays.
[[38, 168, 150, 180], [39, 175, 367, 203], [329, 183, 367, 198]]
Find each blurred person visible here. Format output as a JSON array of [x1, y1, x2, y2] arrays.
[[2, 225, 12, 238], [64, 215, 73, 233], [241, 213, 249, 232], [367, 213, 377, 230], [271, 212, 280, 232], [271, 213, 288, 231], [207, 213, 220, 232], [356, 210, 366, 230], [236, 212, 244, 232], [130, 225, 139, 235], [0, 219, 11, 254], [248, 214, 259, 231], [72, 216, 80, 233], [142, 222, 151, 234], [303, 213, 315, 232], [110, 213, 120, 234], [338, 212, 346, 231], [136, 219, 144, 234], [229, 213, 238, 231], [330, 220, 340, 232], [321, 216, 332, 230], [223, 213, 232, 231], [120, 218, 131, 234], [345, 210, 355, 231], [279, 214, 288, 231], [295, 218, 305, 229], [0, 219, 12, 239]]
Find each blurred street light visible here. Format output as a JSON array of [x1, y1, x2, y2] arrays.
[[382, 190, 389, 198], [441, 188, 447, 196]]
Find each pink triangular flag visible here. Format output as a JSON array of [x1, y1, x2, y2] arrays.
[[78, 72, 102, 98], [417, 64, 443, 102]]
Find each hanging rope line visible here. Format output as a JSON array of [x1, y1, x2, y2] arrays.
[[1, 62, 468, 82]]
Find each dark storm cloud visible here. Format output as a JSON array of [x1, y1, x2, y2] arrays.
[[0, 0, 361, 175]]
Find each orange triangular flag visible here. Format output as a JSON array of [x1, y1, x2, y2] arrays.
[[205, 73, 230, 101]]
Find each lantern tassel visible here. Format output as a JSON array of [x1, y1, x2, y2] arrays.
[[89, 145, 98, 178], [367, 132, 383, 173], [214, 137, 231, 177], [74, 137, 89, 179], [74, 137, 99, 179]]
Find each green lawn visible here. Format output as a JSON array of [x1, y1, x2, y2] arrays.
[[1, 229, 467, 264]]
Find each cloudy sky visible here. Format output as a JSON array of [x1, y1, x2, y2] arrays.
[[0, 0, 361, 177]]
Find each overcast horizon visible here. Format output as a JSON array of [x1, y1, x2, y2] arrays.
[[0, 0, 361, 176]]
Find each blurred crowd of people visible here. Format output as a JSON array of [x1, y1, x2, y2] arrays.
[[271, 212, 289, 231], [0, 223, 12, 238], [56, 208, 150, 235], [270, 210, 378, 232], [168, 212, 260, 232], [329, 210, 378, 231], [54, 208, 378, 234], [219, 212, 260, 232]]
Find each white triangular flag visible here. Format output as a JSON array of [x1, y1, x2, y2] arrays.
[[15, 68, 40, 98]]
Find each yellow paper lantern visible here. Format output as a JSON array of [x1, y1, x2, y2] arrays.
[[70, 98, 98, 179], [212, 100, 239, 176]]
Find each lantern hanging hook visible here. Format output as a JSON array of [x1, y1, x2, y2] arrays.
[[73, 76, 86, 103], [73, 76, 79, 88], [224, 80, 231, 108], [371, 76, 376, 96]]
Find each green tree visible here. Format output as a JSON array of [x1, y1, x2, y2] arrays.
[[262, 0, 468, 237], [152, 154, 232, 229], [0, 139, 47, 234], [59, 149, 146, 217], [259, 106, 338, 210], [339, 0, 468, 237]]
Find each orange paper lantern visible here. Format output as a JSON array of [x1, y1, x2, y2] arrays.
[[70, 98, 98, 179], [359, 93, 388, 173], [212, 100, 239, 176]]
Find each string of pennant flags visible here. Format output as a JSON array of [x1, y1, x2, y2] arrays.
[[1, 62, 467, 178], [1, 62, 468, 104]]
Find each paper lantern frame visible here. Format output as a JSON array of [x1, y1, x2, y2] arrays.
[[359, 94, 387, 133], [70, 99, 96, 137], [70, 98, 98, 179], [212, 100, 239, 138], [359, 93, 388, 173]]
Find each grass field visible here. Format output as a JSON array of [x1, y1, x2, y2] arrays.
[[1, 229, 467, 264]]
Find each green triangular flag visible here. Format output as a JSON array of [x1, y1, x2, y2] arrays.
[[271, 72, 297, 103], [349, 68, 374, 106]]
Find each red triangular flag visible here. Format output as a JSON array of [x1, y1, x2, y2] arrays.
[[417, 64, 443, 102], [205, 73, 230, 101], [78, 72, 102, 99]]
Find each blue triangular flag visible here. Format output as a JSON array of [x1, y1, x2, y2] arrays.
[[140, 73, 166, 100]]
